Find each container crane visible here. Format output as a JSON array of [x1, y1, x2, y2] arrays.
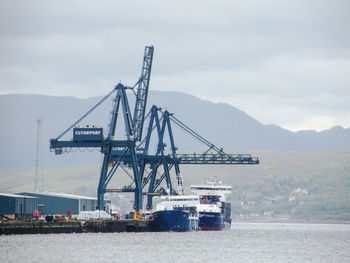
[[50, 46, 154, 218], [50, 45, 259, 218]]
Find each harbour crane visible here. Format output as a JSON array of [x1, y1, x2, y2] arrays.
[[50, 46, 259, 218], [51, 46, 154, 218]]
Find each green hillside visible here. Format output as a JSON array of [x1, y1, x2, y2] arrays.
[[1, 150, 349, 222]]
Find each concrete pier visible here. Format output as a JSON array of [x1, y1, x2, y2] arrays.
[[0, 219, 149, 235], [84, 219, 149, 233]]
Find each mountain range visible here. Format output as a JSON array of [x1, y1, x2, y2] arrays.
[[0, 91, 349, 169]]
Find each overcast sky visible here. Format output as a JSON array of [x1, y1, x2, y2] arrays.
[[1, 0, 349, 131]]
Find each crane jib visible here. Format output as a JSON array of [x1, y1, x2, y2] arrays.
[[133, 46, 154, 142]]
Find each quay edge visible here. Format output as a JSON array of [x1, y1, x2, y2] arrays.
[[0, 219, 149, 235]]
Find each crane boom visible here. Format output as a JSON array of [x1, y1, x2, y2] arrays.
[[133, 45, 154, 141]]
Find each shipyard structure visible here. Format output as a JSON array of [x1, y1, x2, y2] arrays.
[[1, 46, 259, 234], [49, 45, 259, 220]]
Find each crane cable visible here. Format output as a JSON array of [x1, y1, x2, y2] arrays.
[[55, 87, 118, 140]]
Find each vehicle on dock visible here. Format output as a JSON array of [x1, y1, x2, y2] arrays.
[[191, 179, 232, 231], [148, 195, 199, 231], [77, 210, 112, 220]]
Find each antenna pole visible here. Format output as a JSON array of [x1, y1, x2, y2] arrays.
[[34, 118, 43, 192]]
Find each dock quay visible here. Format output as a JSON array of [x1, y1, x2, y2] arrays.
[[84, 219, 149, 233], [0, 219, 149, 235]]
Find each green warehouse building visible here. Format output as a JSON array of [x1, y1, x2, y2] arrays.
[[18, 192, 99, 215], [0, 193, 38, 218]]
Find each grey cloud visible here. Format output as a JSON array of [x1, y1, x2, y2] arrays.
[[0, 0, 349, 130]]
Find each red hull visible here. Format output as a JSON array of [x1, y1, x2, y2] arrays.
[[199, 226, 223, 231]]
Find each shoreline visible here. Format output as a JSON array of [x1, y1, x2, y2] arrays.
[[232, 218, 350, 225]]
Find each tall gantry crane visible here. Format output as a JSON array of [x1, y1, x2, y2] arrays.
[[51, 46, 154, 218], [50, 46, 259, 218]]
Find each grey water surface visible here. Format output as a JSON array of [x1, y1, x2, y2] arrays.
[[1, 223, 349, 263]]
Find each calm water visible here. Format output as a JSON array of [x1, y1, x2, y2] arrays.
[[1, 223, 350, 263]]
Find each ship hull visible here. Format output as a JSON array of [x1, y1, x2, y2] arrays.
[[149, 210, 190, 232], [198, 211, 231, 231]]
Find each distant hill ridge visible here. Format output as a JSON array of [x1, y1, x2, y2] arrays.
[[0, 91, 349, 169]]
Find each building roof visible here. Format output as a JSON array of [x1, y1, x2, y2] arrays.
[[0, 193, 38, 199], [19, 192, 97, 200], [47, 192, 97, 200]]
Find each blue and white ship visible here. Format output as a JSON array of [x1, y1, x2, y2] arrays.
[[149, 195, 199, 232], [191, 179, 232, 231]]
